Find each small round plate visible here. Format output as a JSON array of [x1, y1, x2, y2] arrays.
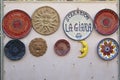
[[2, 9, 31, 39], [4, 39, 25, 60], [29, 38, 47, 57], [94, 9, 119, 35], [97, 38, 119, 61], [32, 6, 60, 35], [63, 9, 93, 40], [54, 39, 70, 56]]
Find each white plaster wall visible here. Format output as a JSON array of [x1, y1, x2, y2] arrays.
[[3, 2, 119, 80]]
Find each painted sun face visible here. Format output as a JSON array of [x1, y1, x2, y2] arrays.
[[29, 38, 47, 57]]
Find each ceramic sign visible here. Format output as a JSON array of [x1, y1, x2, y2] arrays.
[[4, 39, 25, 60], [63, 9, 93, 40], [97, 38, 119, 61], [32, 6, 60, 35], [2, 9, 31, 39], [94, 9, 119, 35]]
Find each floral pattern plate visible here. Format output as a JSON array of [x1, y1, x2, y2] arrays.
[[97, 38, 119, 61]]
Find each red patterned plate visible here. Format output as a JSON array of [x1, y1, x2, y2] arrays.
[[2, 9, 31, 39], [94, 9, 119, 35], [54, 39, 70, 56]]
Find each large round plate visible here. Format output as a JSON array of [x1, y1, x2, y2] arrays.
[[32, 6, 60, 35], [54, 39, 70, 56], [94, 9, 119, 35], [97, 38, 119, 61], [2, 9, 31, 39], [29, 38, 47, 57], [63, 9, 93, 40], [4, 39, 25, 60]]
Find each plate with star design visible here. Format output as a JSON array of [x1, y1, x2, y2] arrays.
[[97, 38, 119, 61]]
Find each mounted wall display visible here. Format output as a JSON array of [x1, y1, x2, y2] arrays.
[[63, 9, 93, 40], [32, 6, 60, 35], [94, 9, 119, 35], [29, 38, 47, 57], [97, 38, 119, 61], [4, 39, 25, 60], [2, 1, 119, 80], [54, 39, 70, 56], [2, 9, 32, 39]]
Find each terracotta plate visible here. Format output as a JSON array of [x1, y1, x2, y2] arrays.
[[32, 6, 60, 35], [94, 9, 119, 35], [2, 9, 31, 39], [4, 39, 25, 60], [29, 38, 47, 57], [54, 39, 70, 56], [97, 38, 119, 61]]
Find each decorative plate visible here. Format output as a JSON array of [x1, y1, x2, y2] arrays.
[[63, 9, 93, 40], [29, 38, 47, 57], [4, 39, 25, 60], [54, 39, 70, 56], [94, 9, 119, 35], [2, 9, 31, 39], [97, 38, 119, 61], [32, 6, 60, 35]]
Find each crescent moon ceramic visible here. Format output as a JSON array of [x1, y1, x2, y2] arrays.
[[78, 40, 88, 58]]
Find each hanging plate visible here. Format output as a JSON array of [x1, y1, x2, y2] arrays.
[[29, 38, 47, 57], [54, 39, 70, 56], [97, 38, 119, 61], [2, 9, 31, 39], [4, 39, 25, 60], [63, 9, 93, 40], [94, 9, 119, 35], [32, 6, 60, 35]]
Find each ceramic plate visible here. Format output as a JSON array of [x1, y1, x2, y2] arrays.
[[63, 9, 93, 40], [29, 38, 47, 57], [4, 39, 25, 60], [54, 39, 70, 56], [32, 6, 60, 35], [94, 9, 119, 35], [2, 9, 31, 39], [97, 38, 119, 61]]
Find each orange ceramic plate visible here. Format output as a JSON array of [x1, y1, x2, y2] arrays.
[[2, 9, 31, 39], [94, 9, 119, 35]]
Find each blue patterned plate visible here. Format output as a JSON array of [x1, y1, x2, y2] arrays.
[[97, 38, 119, 61], [4, 39, 25, 60]]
